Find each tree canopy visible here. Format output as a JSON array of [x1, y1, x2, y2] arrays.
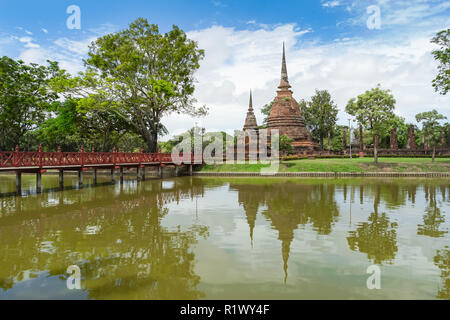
[[416, 109, 447, 162], [0, 57, 60, 150], [431, 29, 450, 95], [302, 89, 339, 150], [53, 18, 207, 152], [346, 85, 396, 163]]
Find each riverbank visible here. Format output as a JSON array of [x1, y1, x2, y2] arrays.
[[200, 157, 450, 174]]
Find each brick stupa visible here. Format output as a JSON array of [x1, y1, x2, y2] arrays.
[[267, 44, 317, 153]]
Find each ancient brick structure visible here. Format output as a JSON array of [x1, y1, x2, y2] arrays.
[[243, 90, 259, 132], [406, 125, 417, 150], [390, 128, 398, 150], [267, 44, 317, 153]]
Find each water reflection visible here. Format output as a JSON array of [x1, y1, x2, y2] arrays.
[[347, 185, 398, 265], [418, 185, 448, 238], [0, 178, 208, 299], [0, 176, 449, 299]]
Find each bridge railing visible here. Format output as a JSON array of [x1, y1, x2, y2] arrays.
[[0, 146, 204, 168]]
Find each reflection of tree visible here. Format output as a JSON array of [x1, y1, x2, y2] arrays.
[[418, 185, 447, 238], [232, 182, 339, 283], [347, 186, 398, 265], [434, 248, 449, 300], [0, 178, 208, 299]]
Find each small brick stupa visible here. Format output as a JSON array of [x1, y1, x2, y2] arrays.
[[243, 90, 259, 132], [267, 44, 317, 153]]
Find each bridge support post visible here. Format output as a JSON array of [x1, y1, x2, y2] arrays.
[[93, 169, 97, 185], [142, 167, 146, 181], [78, 171, 83, 188], [137, 166, 141, 182], [175, 166, 179, 177], [111, 168, 115, 183], [59, 170, 64, 189], [16, 171, 21, 195], [36, 172, 42, 194], [120, 167, 124, 183], [158, 166, 163, 179], [189, 165, 193, 176]]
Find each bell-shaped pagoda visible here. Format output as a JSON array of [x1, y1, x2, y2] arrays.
[[267, 43, 317, 153]]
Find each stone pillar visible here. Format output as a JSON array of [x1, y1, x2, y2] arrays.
[[111, 168, 115, 183], [406, 125, 417, 150], [36, 171, 42, 194], [141, 166, 146, 181], [16, 172, 21, 195], [158, 166, 163, 179], [93, 169, 97, 185], [59, 170, 64, 189], [359, 125, 364, 151], [342, 128, 347, 152], [120, 167, 124, 183], [137, 166, 141, 181], [390, 128, 398, 150], [78, 170, 83, 188]]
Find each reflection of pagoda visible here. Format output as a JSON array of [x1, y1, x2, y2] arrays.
[[232, 182, 340, 284], [267, 44, 317, 153]]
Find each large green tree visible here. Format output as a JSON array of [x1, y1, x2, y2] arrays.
[[302, 90, 339, 150], [415, 109, 447, 162], [346, 85, 396, 164], [431, 29, 450, 95], [55, 18, 207, 152], [0, 57, 60, 150]]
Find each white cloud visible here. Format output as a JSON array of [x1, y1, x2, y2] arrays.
[[160, 23, 449, 138], [322, 1, 341, 8], [41, 28, 48, 34]]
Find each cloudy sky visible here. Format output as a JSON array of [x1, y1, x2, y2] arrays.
[[0, 0, 449, 139]]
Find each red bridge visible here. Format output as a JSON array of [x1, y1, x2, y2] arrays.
[[0, 146, 202, 195]]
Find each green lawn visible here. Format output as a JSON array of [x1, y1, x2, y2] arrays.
[[200, 157, 450, 173]]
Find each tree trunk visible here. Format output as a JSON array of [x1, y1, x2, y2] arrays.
[[374, 134, 379, 164], [328, 132, 331, 152], [432, 145, 436, 163], [320, 132, 324, 151]]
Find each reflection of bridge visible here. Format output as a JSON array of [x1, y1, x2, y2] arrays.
[[0, 146, 203, 195]]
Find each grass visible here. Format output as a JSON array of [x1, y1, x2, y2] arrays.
[[200, 157, 450, 173]]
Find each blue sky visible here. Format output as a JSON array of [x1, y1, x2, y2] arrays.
[[0, 0, 449, 136]]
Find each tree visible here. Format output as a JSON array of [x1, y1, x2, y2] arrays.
[[302, 90, 339, 150], [346, 85, 396, 164], [431, 29, 450, 95], [279, 134, 293, 156], [0, 57, 60, 150], [415, 109, 447, 162], [55, 18, 207, 152], [260, 102, 273, 128]]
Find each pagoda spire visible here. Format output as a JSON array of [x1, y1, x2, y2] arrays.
[[243, 89, 258, 131], [249, 89, 253, 112], [279, 42, 292, 90]]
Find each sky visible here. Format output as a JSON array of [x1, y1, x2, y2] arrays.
[[0, 0, 449, 139]]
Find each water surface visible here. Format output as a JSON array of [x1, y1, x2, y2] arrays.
[[0, 174, 448, 300]]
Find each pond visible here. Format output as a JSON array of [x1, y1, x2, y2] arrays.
[[0, 174, 448, 300]]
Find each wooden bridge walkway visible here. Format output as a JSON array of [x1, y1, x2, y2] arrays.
[[0, 146, 202, 195]]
